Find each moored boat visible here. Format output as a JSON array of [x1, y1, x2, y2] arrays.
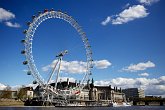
[[109, 102, 131, 107]]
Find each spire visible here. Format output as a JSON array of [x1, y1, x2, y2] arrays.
[[91, 78, 94, 84], [90, 78, 94, 89], [67, 78, 69, 87]]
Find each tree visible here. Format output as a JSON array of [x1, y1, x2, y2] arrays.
[[4, 85, 11, 91], [17, 85, 27, 101], [3, 85, 12, 98], [0, 85, 12, 99], [1, 91, 11, 99]]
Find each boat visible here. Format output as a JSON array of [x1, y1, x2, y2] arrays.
[[109, 102, 131, 107]]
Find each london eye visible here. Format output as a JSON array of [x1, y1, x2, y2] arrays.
[[21, 9, 93, 103]]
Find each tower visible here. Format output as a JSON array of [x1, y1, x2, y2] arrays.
[[89, 78, 95, 100]]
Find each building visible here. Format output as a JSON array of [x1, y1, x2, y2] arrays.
[[0, 90, 17, 99], [145, 95, 162, 99], [122, 88, 145, 101], [88, 78, 125, 102], [33, 78, 125, 103], [79, 89, 89, 100], [89, 85, 125, 102], [18, 87, 33, 100]]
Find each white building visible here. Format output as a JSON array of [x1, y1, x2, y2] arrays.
[[27, 90, 33, 98]]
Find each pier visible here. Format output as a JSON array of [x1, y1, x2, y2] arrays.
[[133, 98, 165, 106]]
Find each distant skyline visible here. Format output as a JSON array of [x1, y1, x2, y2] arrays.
[[0, 0, 165, 97]]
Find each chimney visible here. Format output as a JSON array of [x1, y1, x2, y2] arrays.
[[75, 80, 77, 87], [67, 78, 69, 86], [109, 85, 111, 90], [78, 80, 81, 86], [120, 87, 122, 93], [87, 79, 90, 89]]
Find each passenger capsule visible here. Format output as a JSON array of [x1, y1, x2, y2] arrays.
[[21, 50, 26, 54], [38, 11, 42, 15], [27, 21, 31, 26], [21, 40, 26, 43], [90, 59, 93, 61], [50, 8, 54, 11], [23, 61, 28, 65], [87, 45, 91, 48], [32, 15, 36, 19], [58, 10, 62, 12], [27, 71, 31, 75], [23, 30, 27, 34], [89, 65, 93, 68], [44, 9, 48, 13], [33, 80, 37, 84]]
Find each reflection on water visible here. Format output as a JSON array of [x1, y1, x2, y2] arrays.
[[0, 106, 165, 110]]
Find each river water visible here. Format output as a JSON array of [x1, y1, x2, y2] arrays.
[[0, 106, 165, 110]]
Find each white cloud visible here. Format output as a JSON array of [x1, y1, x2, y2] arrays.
[[42, 60, 111, 74], [138, 0, 159, 5], [11, 85, 22, 91], [93, 60, 112, 69], [111, 78, 136, 88], [53, 60, 87, 74], [101, 5, 149, 25], [123, 3, 130, 9], [5, 21, 21, 28], [0, 82, 39, 91], [42, 60, 87, 74], [23, 69, 28, 72], [42, 65, 51, 72], [113, 5, 149, 24], [0, 8, 15, 22], [0, 8, 20, 28], [26, 83, 38, 89], [0, 83, 7, 90], [9, 84, 38, 91], [101, 16, 111, 26], [94, 76, 165, 97], [138, 72, 149, 77], [159, 76, 165, 81], [122, 61, 155, 72]]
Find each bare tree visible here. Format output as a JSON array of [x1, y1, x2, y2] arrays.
[[4, 85, 11, 91], [0, 85, 12, 99], [17, 85, 27, 101]]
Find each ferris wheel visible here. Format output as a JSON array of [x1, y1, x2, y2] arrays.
[[21, 9, 93, 99]]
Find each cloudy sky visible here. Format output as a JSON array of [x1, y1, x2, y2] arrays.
[[0, 0, 165, 97]]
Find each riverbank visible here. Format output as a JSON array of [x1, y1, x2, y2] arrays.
[[0, 106, 165, 110], [0, 99, 24, 106]]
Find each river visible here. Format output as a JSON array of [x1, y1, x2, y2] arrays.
[[0, 106, 165, 110]]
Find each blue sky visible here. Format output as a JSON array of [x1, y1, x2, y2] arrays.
[[0, 0, 165, 96]]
